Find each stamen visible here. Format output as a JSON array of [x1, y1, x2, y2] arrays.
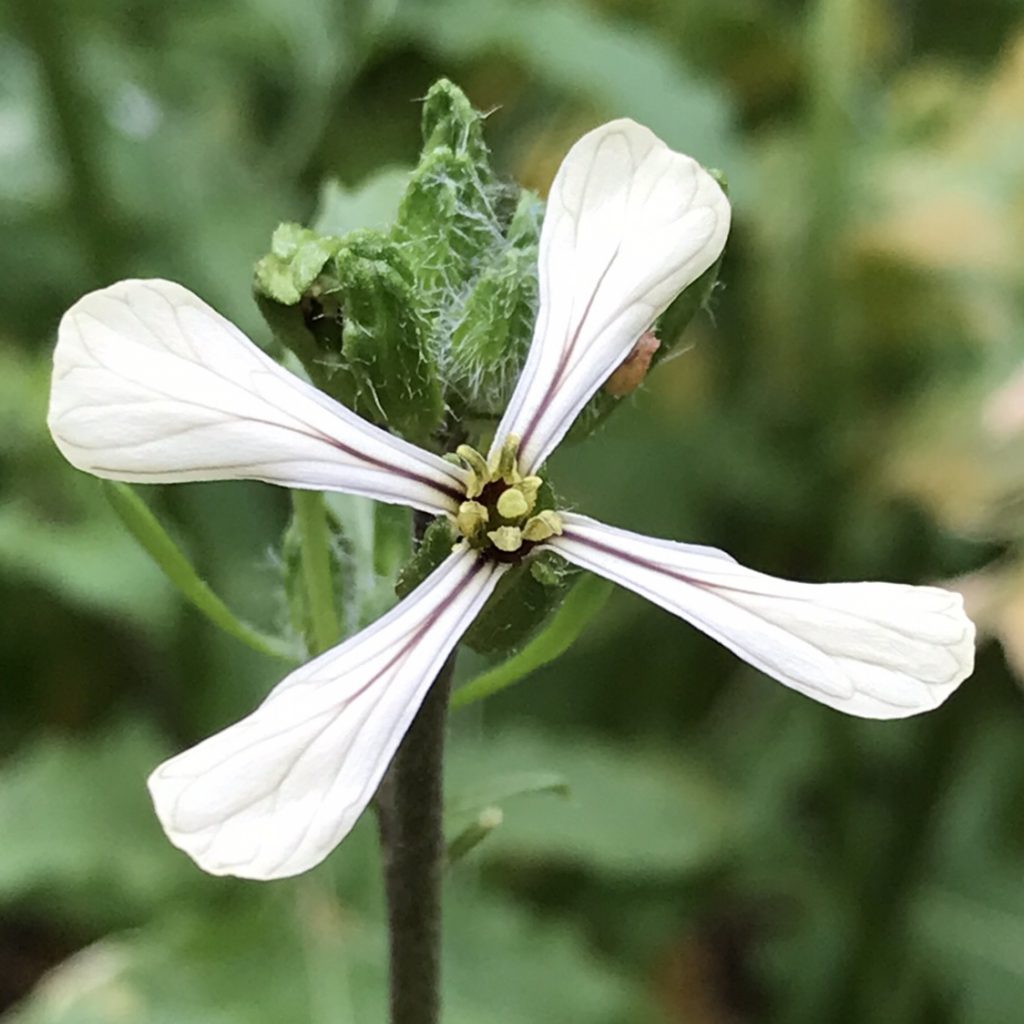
[[488, 526, 523, 552], [450, 437, 560, 559], [456, 501, 490, 542], [522, 510, 564, 542], [456, 444, 490, 498], [518, 476, 542, 509], [496, 488, 530, 519], [492, 435, 522, 484]]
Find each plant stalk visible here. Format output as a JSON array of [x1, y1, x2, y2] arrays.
[[292, 490, 341, 654], [377, 653, 455, 1024]]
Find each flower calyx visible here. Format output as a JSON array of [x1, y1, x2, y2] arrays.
[[452, 436, 563, 558]]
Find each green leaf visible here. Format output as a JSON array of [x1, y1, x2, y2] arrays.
[[447, 727, 735, 876], [104, 482, 296, 661], [445, 806, 504, 864], [445, 767, 574, 864], [10, 880, 646, 1024], [454, 571, 610, 701], [447, 770, 571, 818], [0, 498, 172, 626]]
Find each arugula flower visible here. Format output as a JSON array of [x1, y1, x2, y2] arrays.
[[47, 120, 975, 879]]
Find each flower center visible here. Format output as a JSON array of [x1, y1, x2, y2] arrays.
[[452, 436, 563, 561]]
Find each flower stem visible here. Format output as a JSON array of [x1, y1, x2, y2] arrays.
[[292, 490, 340, 654], [377, 652, 455, 1024]]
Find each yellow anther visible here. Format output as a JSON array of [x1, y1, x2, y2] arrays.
[[456, 445, 490, 498], [487, 526, 523, 552], [492, 435, 523, 484], [518, 476, 542, 509], [522, 510, 564, 543], [496, 488, 530, 520], [456, 501, 489, 540]]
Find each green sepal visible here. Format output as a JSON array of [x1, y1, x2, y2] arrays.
[[448, 242, 539, 417], [653, 250, 726, 364], [394, 145, 498, 307], [453, 573, 613, 709], [253, 289, 353, 401], [332, 230, 445, 443], [373, 503, 413, 580], [255, 227, 445, 444], [421, 77, 490, 166], [462, 551, 578, 655], [253, 223, 339, 306], [395, 517, 457, 599]]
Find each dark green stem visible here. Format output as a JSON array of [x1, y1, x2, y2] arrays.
[[377, 653, 455, 1024]]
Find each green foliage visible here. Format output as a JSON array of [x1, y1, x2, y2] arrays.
[[447, 727, 734, 875], [0, 724, 197, 919]]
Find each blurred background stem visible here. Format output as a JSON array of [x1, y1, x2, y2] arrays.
[[17, 0, 119, 285], [800, 0, 863, 413]]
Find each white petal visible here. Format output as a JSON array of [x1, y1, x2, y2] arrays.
[[148, 546, 505, 879], [48, 279, 466, 515], [548, 514, 975, 719], [492, 120, 730, 472]]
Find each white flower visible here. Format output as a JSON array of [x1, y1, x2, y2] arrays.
[[47, 120, 975, 880]]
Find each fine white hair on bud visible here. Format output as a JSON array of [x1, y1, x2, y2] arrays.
[[148, 547, 506, 880], [490, 118, 730, 474], [547, 514, 975, 719], [48, 279, 467, 515]]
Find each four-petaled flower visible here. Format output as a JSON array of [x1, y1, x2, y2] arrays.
[[47, 120, 975, 880]]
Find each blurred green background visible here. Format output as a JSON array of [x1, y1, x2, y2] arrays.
[[3, 0, 1024, 1021]]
